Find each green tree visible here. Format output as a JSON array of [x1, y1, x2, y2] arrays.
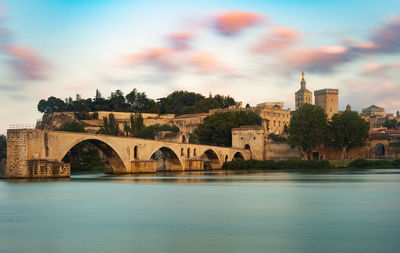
[[0, 135, 6, 161], [287, 104, 328, 159], [193, 111, 261, 146], [383, 119, 398, 129], [158, 90, 205, 114], [99, 113, 121, 135], [134, 124, 179, 139], [59, 122, 86, 132], [328, 111, 370, 158]]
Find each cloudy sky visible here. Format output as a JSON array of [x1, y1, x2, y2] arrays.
[[1, 0, 400, 134]]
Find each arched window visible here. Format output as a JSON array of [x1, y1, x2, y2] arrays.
[[182, 135, 186, 143], [134, 146, 138, 159], [193, 148, 196, 156], [187, 148, 191, 158], [225, 155, 228, 162], [181, 148, 184, 156]]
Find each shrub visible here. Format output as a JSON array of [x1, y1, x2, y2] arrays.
[[223, 159, 332, 170], [348, 159, 393, 168]]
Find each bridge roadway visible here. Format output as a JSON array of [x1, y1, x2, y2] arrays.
[[3, 129, 250, 178]]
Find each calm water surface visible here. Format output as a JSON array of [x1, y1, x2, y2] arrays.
[[1, 170, 400, 253]]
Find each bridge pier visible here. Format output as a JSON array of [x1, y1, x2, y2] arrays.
[[185, 159, 203, 171], [131, 160, 156, 173]]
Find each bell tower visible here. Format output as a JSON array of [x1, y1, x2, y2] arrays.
[[295, 72, 312, 110]]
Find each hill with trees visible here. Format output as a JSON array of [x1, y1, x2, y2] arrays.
[[37, 89, 236, 118]]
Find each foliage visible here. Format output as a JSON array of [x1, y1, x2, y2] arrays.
[[134, 124, 179, 139], [59, 121, 86, 132], [126, 88, 159, 113], [383, 119, 398, 129], [287, 104, 328, 159], [62, 142, 105, 172], [268, 133, 287, 142], [347, 158, 399, 168], [99, 113, 121, 136], [37, 89, 235, 116], [193, 111, 262, 146], [0, 135, 6, 160], [222, 159, 332, 170], [123, 113, 145, 136], [328, 111, 370, 158]]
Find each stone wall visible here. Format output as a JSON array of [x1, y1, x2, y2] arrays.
[[6, 130, 29, 178], [265, 140, 301, 160], [27, 159, 70, 178], [232, 125, 265, 160]]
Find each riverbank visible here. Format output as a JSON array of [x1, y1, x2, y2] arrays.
[[222, 158, 400, 170]]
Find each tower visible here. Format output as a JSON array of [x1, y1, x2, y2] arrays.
[[314, 89, 339, 119], [295, 72, 312, 110]]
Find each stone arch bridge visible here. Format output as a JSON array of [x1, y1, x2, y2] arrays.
[[3, 129, 250, 178]]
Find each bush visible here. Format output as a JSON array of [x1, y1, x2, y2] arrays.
[[392, 159, 400, 167], [268, 133, 287, 142], [223, 159, 332, 170], [347, 158, 393, 168], [59, 121, 85, 132]]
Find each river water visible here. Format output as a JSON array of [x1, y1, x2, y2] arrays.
[[1, 170, 400, 253]]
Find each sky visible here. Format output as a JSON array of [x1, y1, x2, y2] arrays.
[[0, 0, 400, 134]]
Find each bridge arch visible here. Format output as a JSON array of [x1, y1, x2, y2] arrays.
[[61, 138, 127, 173], [201, 149, 222, 170], [149, 146, 183, 172], [233, 151, 245, 161]]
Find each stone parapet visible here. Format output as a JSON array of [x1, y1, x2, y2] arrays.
[[314, 89, 339, 95]]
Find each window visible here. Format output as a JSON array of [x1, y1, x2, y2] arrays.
[[134, 146, 138, 159]]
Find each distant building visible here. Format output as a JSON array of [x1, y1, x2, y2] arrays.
[[295, 72, 312, 110], [314, 88, 339, 119], [362, 105, 385, 116], [211, 102, 291, 135]]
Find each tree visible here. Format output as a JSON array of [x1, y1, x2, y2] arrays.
[[193, 111, 261, 146], [328, 111, 370, 158], [59, 122, 86, 132], [134, 124, 179, 139], [287, 104, 328, 159], [110, 90, 128, 111], [99, 113, 121, 136], [126, 89, 159, 113], [0, 135, 6, 161], [383, 119, 398, 129], [158, 91, 205, 114]]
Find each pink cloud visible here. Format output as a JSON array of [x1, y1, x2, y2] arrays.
[[190, 51, 230, 73], [123, 47, 179, 70], [252, 26, 301, 53], [285, 46, 351, 72], [3, 45, 48, 79], [361, 62, 400, 77], [371, 15, 400, 53], [212, 11, 265, 35], [167, 32, 195, 50]]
